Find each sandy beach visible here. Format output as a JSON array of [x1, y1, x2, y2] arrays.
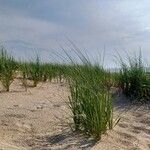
[[0, 79, 149, 150]]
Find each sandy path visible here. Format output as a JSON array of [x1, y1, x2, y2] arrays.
[[0, 80, 149, 150]]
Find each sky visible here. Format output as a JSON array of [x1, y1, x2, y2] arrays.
[[0, 0, 150, 68]]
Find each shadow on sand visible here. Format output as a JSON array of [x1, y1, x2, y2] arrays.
[[114, 94, 150, 112], [25, 129, 96, 150]]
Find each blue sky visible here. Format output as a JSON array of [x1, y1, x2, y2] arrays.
[[0, 0, 150, 67]]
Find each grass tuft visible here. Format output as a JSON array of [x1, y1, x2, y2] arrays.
[[118, 52, 150, 102], [65, 50, 113, 140], [0, 48, 17, 91]]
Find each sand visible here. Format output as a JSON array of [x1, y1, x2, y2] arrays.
[[0, 79, 149, 150]]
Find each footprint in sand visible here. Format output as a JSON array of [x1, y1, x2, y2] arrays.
[[4, 113, 26, 119], [117, 132, 137, 140], [116, 131, 139, 148], [140, 118, 150, 125], [130, 129, 141, 134], [132, 112, 143, 118], [118, 139, 137, 148], [132, 126, 150, 135], [118, 123, 129, 128], [15, 122, 34, 133]]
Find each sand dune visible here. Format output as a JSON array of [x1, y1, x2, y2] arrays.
[[0, 80, 149, 150]]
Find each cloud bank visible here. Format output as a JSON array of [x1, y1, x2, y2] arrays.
[[0, 0, 150, 67]]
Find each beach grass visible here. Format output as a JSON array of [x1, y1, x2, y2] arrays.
[[118, 52, 150, 102], [0, 48, 18, 91]]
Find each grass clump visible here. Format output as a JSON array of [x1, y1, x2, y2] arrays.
[[28, 56, 42, 87], [0, 48, 17, 91], [67, 56, 113, 140], [119, 53, 150, 102]]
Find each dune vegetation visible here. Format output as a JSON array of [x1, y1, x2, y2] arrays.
[[118, 53, 150, 102], [0, 47, 149, 141]]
